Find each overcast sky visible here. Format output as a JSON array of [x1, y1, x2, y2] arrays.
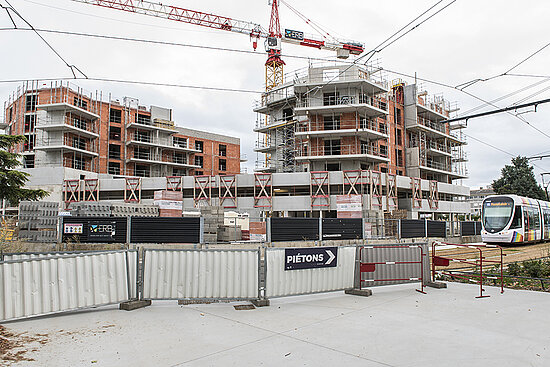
[[1, 0, 549, 190]]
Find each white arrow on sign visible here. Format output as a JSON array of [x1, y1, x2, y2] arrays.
[[325, 249, 336, 265]]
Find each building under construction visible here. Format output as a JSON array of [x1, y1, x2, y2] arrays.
[[3, 81, 242, 178], [254, 63, 467, 184]]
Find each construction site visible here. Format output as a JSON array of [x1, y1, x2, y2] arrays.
[[1, 0, 549, 366]]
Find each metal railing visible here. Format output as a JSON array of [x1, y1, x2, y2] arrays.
[[296, 95, 388, 111], [296, 143, 388, 158], [295, 118, 388, 135], [62, 156, 94, 171], [38, 115, 98, 134]]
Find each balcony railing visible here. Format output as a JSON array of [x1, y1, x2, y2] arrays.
[[38, 116, 98, 135], [63, 157, 93, 171], [296, 143, 388, 158], [129, 133, 196, 150], [296, 95, 388, 111], [38, 136, 97, 153], [295, 118, 388, 135], [415, 115, 449, 134], [427, 141, 451, 153], [129, 151, 189, 165]]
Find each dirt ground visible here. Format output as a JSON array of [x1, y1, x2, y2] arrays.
[[432, 241, 550, 271]]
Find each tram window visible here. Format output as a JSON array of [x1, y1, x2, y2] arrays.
[[545, 211, 550, 230], [534, 211, 540, 228], [510, 206, 522, 229], [524, 208, 529, 229], [529, 209, 537, 229]]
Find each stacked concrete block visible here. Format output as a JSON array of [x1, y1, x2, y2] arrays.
[[200, 205, 225, 243], [218, 225, 242, 242], [111, 203, 159, 217], [68, 202, 112, 217], [18, 201, 59, 243]]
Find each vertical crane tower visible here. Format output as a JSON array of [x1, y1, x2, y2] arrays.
[[70, 0, 364, 91]]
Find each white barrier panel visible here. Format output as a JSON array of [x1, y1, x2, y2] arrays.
[[265, 246, 356, 298], [143, 249, 259, 300], [1, 250, 138, 300], [0, 251, 136, 322]]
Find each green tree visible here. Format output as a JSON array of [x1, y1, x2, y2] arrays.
[[0, 135, 48, 204], [492, 156, 546, 200]]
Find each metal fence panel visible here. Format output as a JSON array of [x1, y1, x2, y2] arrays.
[[142, 249, 259, 300], [62, 217, 128, 243], [265, 246, 355, 298], [270, 218, 319, 242], [322, 218, 362, 240], [427, 220, 446, 237], [399, 219, 426, 238], [0, 250, 136, 322], [131, 217, 200, 243], [360, 244, 430, 287]]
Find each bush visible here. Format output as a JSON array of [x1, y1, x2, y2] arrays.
[[522, 260, 546, 278], [507, 262, 521, 276]]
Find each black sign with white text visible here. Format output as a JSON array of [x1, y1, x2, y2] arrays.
[[284, 247, 338, 271], [88, 221, 116, 240]]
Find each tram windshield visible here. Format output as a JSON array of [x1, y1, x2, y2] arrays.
[[482, 197, 514, 232]]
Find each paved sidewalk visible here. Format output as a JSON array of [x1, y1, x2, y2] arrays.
[[3, 282, 550, 367]]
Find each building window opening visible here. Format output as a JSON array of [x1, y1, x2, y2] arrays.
[[110, 109, 122, 123], [25, 95, 37, 112], [195, 155, 203, 168], [195, 140, 204, 153], [323, 115, 340, 130], [24, 115, 35, 132], [219, 158, 226, 171], [73, 97, 88, 110], [109, 144, 121, 160], [109, 126, 121, 140], [219, 144, 227, 157], [108, 162, 120, 175]]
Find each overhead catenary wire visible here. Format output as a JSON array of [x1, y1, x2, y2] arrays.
[[1, 0, 87, 78], [0, 77, 263, 94]]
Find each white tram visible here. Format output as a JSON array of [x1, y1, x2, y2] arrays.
[[481, 194, 550, 244]]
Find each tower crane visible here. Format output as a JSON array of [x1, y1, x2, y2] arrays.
[[70, 0, 364, 91]]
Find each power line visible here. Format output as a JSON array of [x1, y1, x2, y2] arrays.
[[455, 40, 550, 91], [380, 66, 550, 141], [0, 76, 263, 94], [304, 0, 457, 95], [442, 97, 550, 124], [1, 0, 87, 78]]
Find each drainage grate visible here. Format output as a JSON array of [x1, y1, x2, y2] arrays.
[[233, 304, 255, 311]]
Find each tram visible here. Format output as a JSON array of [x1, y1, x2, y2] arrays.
[[481, 194, 550, 244]]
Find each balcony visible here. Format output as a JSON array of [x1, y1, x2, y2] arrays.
[[36, 116, 99, 138], [254, 118, 296, 133], [255, 160, 277, 172], [62, 157, 94, 171], [426, 141, 451, 156], [416, 96, 450, 121], [295, 118, 388, 140], [292, 65, 388, 93], [127, 117, 176, 133], [295, 95, 387, 117], [420, 160, 468, 179], [407, 116, 464, 144], [38, 102, 99, 120], [295, 143, 389, 163], [126, 133, 200, 152], [35, 136, 98, 157], [254, 85, 296, 113], [254, 140, 277, 153], [128, 151, 200, 169]]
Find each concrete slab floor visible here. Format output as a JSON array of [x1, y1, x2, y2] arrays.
[[2, 282, 549, 367]]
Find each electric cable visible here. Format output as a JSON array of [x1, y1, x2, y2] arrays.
[[1, 0, 87, 78]]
